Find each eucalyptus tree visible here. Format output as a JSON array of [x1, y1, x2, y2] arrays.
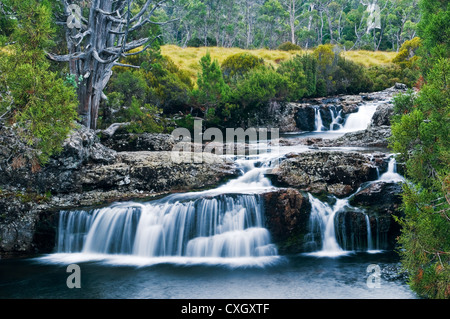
[[47, 0, 173, 129]]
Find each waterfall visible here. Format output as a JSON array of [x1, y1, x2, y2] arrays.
[[365, 214, 373, 250], [329, 106, 343, 130], [379, 157, 404, 182], [304, 192, 388, 256], [314, 107, 325, 132], [338, 101, 381, 132], [57, 194, 278, 259], [305, 194, 350, 257]]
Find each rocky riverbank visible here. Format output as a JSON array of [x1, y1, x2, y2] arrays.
[[0, 125, 238, 257], [0, 85, 408, 257]]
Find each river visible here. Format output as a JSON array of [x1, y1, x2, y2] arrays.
[[0, 98, 418, 299]]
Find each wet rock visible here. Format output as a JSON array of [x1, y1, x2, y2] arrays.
[[295, 105, 316, 131], [268, 151, 379, 197], [262, 188, 311, 254], [320, 125, 392, 148], [395, 83, 408, 90], [370, 102, 394, 127], [78, 151, 238, 194], [349, 181, 404, 249], [101, 132, 176, 152], [350, 181, 403, 208]]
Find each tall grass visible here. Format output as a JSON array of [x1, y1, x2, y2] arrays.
[[161, 45, 397, 81]]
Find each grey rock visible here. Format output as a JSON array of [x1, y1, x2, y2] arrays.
[[268, 151, 380, 197], [101, 132, 176, 152]]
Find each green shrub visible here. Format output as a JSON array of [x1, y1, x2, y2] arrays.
[[0, 0, 78, 165], [192, 52, 230, 119], [393, 37, 422, 68], [298, 54, 318, 97], [124, 97, 165, 134], [230, 66, 290, 123], [277, 55, 307, 100], [221, 53, 265, 84], [367, 64, 419, 91], [277, 41, 302, 51], [186, 37, 217, 47], [390, 58, 450, 299]]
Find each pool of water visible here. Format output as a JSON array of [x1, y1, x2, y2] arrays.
[[0, 251, 416, 299]]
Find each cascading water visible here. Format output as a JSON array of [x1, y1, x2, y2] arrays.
[[379, 157, 404, 182], [304, 194, 350, 257], [314, 107, 325, 132], [51, 98, 401, 264], [338, 101, 381, 132], [53, 156, 282, 266], [57, 194, 277, 259], [309, 100, 383, 133], [329, 106, 344, 131]]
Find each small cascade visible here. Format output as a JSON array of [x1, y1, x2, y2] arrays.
[[304, 194, 349, 257], [365, 214, 373, 250], [338, 101, 381, 132], [379, 157, 404, 182], [57, 194, 278, 259], [304, 193, 389, 256], [314, 107, 325, 132], [329, 106, 344, 130]]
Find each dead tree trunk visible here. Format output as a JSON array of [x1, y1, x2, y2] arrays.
[[48, 0, 171, 129]]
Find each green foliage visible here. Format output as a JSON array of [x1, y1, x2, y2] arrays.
[[390, 58, 450, 299], [187, 37, 217, 47], [298, 54, 318, 97], [230, 66, 290, 123], [0, 0, 78, 165], [393, 37, 422, 68], [277, 42, 302, 51], [102, 48, 193, 131], [124, 97, 165, 134], [307, 45, 373, 96], [390, 0, 450, 299], [333, 57, 373, 95], [368, 64, 419, 91], [109, 71, 148, 106], [221, 53, 264, 84], [276, 55, 307, 100], [192, 52, 230, 120], [416, 0, 450, 77]]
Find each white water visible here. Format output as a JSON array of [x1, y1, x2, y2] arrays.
[[49, 98, 403, 265], [379, 157, 404, 182], [314, 107, 325, 132], [338, 101, 381, 132], [57, 194, 278, 260], [329, 107, 344, 131], [305, 194, 351, 257]]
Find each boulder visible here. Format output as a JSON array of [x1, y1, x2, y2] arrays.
[[268, 151, 380, 197], [262, 188, 311, 254], [78, 151, 238, 194], [295, 105, 316, 131], [348, 181, 404, 249], [0, 193, 39, 256], [370, 102, 394, 127], [320, 125, 392, 148], [101, 132, 176, 152]]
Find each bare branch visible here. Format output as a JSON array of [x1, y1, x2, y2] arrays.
[[46, 51, 86, 62], [113, 62, 140, 69]]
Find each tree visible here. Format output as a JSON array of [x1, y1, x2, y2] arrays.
[[390, 0, 450, 299], [47, 0, 173, 129], [192, 52, 230, 119], [0, 0, 78, 165]]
